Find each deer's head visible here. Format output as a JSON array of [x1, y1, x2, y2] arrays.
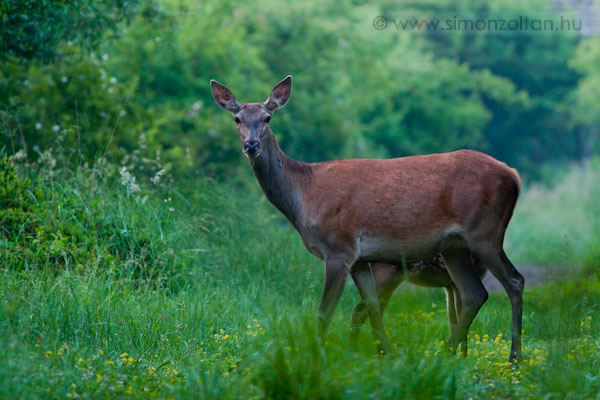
[[210, 76, 292, 159]]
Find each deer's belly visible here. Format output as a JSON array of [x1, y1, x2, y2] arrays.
[[357, 228, 462, 263]]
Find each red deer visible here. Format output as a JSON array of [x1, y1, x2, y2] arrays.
[[352, 258, 487, 356], [210, 75, 524, 361]]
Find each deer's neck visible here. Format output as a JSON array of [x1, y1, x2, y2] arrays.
[[250, 133, 312, 229]]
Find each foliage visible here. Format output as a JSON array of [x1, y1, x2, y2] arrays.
[[0, 0, 141, 63], [0, 150, 186, 284], [0, 52, 144, 163], [570, 36, 600, 127], [2, 0, 594, 179], [569, 36, 600, 159], [381, 0, 582, 175]]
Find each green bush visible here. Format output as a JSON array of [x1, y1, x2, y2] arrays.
[[0, 154, 183, 285]]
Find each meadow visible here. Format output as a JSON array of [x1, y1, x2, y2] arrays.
[[1, 152, 600, 399]]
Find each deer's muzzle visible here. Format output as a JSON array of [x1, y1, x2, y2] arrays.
[[244, 140, 261, 157]]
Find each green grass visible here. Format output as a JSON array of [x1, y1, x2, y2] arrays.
[[1, 156, 600, 399]]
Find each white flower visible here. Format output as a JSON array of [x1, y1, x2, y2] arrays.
[[61, 77, 68, 83], [102, 54, 109, 61], [39, 150, 56, 169], [151, 168, 166, 184], [119, 167, 140, 194], [155, 36, 161, 42], [35, 122, 42, 130], [192, 101, 202, 111], [110, 77, 117, 84], [52, 125, 60, 132], [8, 149, 26, 162]]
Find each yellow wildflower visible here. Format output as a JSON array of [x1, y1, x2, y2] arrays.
[[57, 343, 68, 356]]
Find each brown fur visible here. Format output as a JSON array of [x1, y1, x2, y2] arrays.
[[298, 150, 521, 263]]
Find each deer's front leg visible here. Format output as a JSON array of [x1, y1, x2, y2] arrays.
[[318, 258, 349, 336], [350, 262, 393, 355]]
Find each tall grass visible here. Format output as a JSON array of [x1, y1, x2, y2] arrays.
[[1, 154, 600, 398], [505, 157, 600, 269]]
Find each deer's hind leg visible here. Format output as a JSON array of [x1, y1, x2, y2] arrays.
[[444, 285, 467, 356], [472, 248, 524, 362], [444, 285, 457, 337], [452, 285, 469, 356], [441, 248, 488, 355]]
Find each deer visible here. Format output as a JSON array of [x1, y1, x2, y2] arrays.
[[352, 257, 487, 356], [210, 75, 524, 362]]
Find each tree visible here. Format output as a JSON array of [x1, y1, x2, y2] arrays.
[[569, 36, 600, 160], [0, 0, 141, 63], [380, 0, 581, 175]]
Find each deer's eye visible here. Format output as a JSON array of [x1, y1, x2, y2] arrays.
[[233, 116, 240, 123], [264, 115, 271, 123]]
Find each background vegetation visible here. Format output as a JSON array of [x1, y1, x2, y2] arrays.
[[1, 0, 599, 398], [2, 0, 599, 178]]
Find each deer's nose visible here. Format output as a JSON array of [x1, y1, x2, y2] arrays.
[[244, 140, 260, 155]]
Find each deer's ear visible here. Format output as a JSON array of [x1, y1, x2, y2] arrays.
[[265, 75, 292, 112], [210, 80, 241, 113]]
